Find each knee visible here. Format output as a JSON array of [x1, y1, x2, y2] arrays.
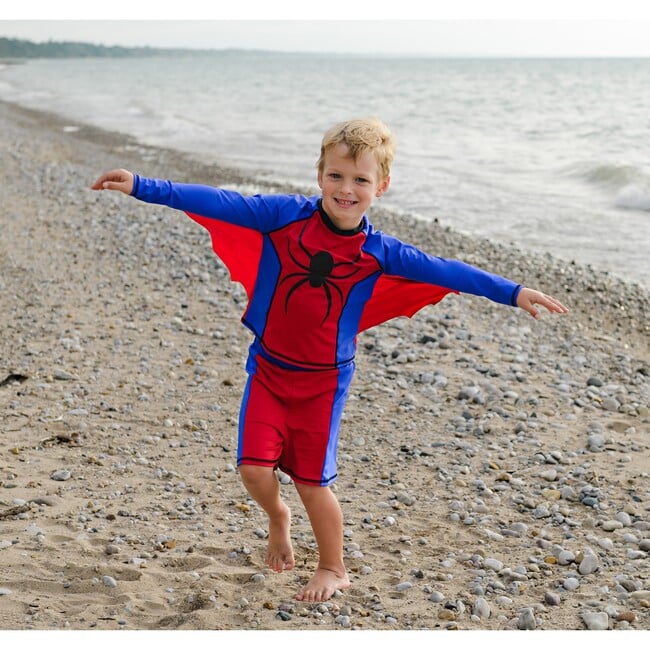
[[239, 463, 274, 487], [294, 482, 330, 506]]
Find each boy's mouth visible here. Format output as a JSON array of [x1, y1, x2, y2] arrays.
[[335, 198, 357, 207]]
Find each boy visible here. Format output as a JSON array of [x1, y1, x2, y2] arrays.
[[92, 118, 568, 602]]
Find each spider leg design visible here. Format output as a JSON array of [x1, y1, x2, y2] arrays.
[[287, 239, 310, 271], [297, 220, 312, 259], [319, 281, 346, 325], [330, 252, 362, 278], [283, 276, 311, 315]]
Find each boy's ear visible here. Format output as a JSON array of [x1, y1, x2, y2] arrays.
[[317, 170, 323, 189], [376, 175, 390, 197]]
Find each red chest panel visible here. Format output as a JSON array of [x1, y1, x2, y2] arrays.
[[263, 216, 380, 367]]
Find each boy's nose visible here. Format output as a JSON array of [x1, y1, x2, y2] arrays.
[[341, 179, 354, 194]]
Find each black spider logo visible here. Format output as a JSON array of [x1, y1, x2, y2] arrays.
[[279, 221, 361, 324]]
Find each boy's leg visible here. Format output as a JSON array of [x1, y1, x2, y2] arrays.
[[293, 482, 350, 602], [239, 464, 295, 573]]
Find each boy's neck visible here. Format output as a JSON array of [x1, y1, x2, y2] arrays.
[[318, 200, 364, 236]]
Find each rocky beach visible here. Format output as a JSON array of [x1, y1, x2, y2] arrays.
[[0, 99, 648, 632]]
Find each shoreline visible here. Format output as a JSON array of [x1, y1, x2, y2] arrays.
[[0, 98, 648, 631]]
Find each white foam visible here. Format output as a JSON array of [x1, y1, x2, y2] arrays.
[[615, 184, 650, 211]]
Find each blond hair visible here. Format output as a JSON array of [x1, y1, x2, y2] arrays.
[[317, 118, 396, 182]]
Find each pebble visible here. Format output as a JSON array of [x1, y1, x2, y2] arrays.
[[578, 554, 599, 575], [472, 597, 491, 619], [545, 591, 561, 606], [429, 591, 445, 603], [102, 576, 118, 588], [50, 469, 71, 481], [629, 590, 650, 601], [564, 577, 580, 591], [581, 611, 609, 630], [0, 588, 12, 596], [615, 511, 632, 527], [540, 469, 557, 482], [395, 582, 413, 592], [602, 520, 624, 532], [517, 608, 536, 630], [483, 558, 504, 572], [29, 496, 60, 507]]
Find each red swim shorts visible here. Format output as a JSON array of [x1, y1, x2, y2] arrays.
[[237, 343, 355, 487]]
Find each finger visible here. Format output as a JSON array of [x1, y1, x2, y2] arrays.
[[90, 175, 109, 190], [527, 303, 541, 320], [539, 294, 569, 314], [101, 180, 127, 191], [91, 172, 122, 190]]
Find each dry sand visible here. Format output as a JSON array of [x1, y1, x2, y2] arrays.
[[0, 100, 648, 633]]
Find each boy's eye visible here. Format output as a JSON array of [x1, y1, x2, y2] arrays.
[[356, 177, 369, 184]]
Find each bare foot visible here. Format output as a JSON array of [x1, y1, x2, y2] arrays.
[[265, 504, 295, 572], [295, 567, 350, 602]]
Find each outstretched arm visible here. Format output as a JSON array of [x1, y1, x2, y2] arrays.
[[91, 169, 134, 195], [516, 287, 569, 320]]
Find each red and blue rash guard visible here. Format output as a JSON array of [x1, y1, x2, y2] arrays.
[[130, 176, 522, 370]]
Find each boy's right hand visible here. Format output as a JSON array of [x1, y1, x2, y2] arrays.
[[91, 169, 134, 195]]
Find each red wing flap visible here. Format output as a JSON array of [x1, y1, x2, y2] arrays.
[[185, 212, 262, 300], [358, 274, 457, 333]]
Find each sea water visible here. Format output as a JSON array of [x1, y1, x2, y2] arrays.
[[1, 52, 648, 288]]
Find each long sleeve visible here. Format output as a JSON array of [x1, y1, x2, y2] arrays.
[[130, 175, 316, 232], [374, 231, 522, 307]]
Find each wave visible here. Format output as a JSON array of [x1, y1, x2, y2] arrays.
[[565, 162, 650, 212], [615, 185, 650, 211]]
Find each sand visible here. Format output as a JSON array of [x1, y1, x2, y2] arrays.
[[0, 99, 648, 633]]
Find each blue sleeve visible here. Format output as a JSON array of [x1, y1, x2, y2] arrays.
[[130, 174, 316, 232], [378, 233, 522, 307]]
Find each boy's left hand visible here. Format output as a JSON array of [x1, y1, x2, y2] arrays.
[[516, 287, 569, 320]]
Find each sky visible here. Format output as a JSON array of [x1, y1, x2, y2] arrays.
[[2, 1, 650, 57]]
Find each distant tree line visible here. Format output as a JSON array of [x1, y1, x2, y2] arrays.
[[0, 36, 197, 58]]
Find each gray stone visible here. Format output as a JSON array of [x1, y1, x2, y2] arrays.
[[587, 433, 605, 450], [28, 496, 60, 506], [517, 608, 536, 630], [50, 469, 71, 481], [578, 554, 599, 575], [472, 597, 491, 619], [558, 550, 575, 565], [483, 558, 504, 572], [581, 611, 609, 630], [564, 577, 580, 591], [615, 511, 632, 527], [102, 575, 118, 588], [545, 591, 561, 606], [602, 397, 620, 412]]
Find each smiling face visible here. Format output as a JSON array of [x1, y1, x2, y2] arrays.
[[317, 143, 390, 231]]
